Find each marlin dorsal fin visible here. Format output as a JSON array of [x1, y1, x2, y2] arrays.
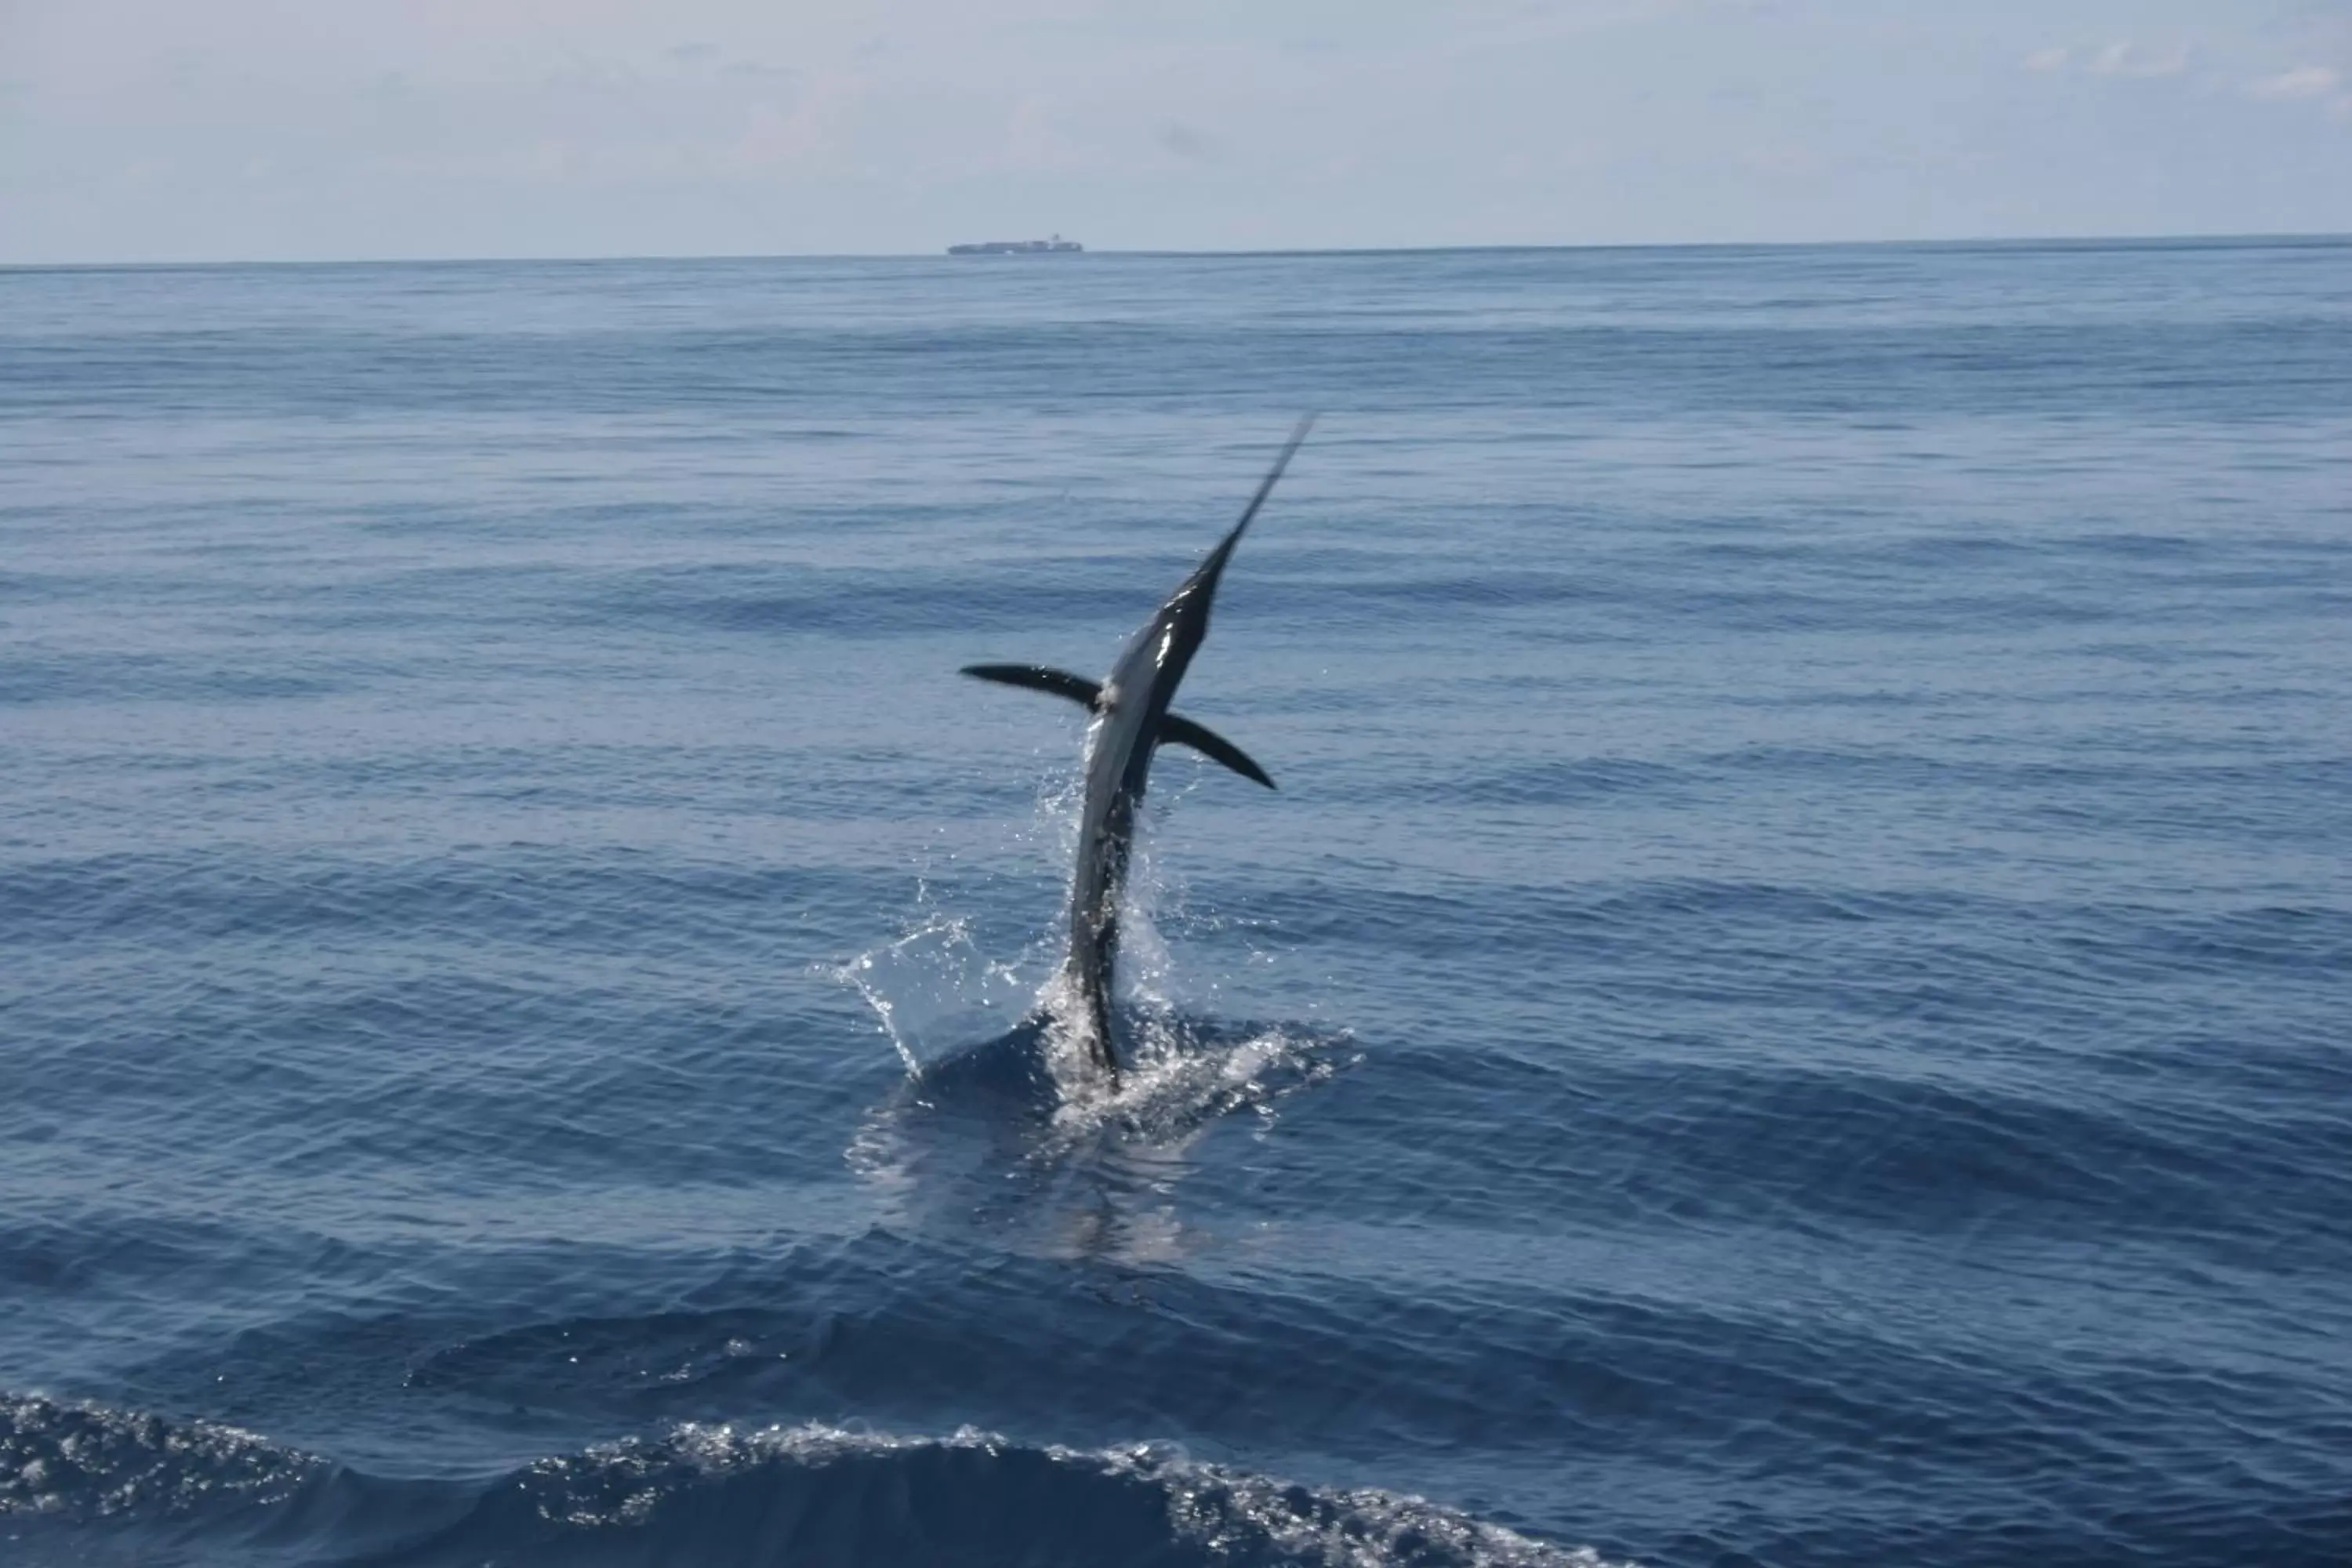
[[1158, 713, 1276, 789], [960, 664, 1103, 710]]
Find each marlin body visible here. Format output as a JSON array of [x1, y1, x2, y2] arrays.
[[963, 419, 1312, 1080]]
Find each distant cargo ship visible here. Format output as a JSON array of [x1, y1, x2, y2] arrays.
[[947, 235, 1083, 255]]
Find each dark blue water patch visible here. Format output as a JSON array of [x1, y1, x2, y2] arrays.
[[1240, 875, 1992, 955], [1432, 757, 1697, 809], [0, 653, 347, 706], [1572, 1058, 2351, 1250], [0, 849, 864, 949], [590, 561, 1161, 643], [0, 1394, 1599, 1568], [174, 1220, 2183, 1487], [86, 1225, 2332, 1568], [1679, 747, 2352, 848], [10, 316, 2352, 426], [8, 244, 2352, 1567]]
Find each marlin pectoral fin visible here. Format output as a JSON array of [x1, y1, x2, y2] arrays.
[[960, 664, 1104, 710], [1158, 713, 1276, 789]]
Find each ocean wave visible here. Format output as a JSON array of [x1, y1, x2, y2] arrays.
[[0, 1392, 321, 1524], [1, 1394, 1617, 1568], [365, 1420, 1618, 1568]]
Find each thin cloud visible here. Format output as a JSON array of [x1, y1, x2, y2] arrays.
[[2022, 47, 2070, 74], [2086, 42, 2189, 79], [2249, 64, 2341, 100]]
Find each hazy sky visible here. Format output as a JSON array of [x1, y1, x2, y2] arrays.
[[3, 0, 2348, 262]]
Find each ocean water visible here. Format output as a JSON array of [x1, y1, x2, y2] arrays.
[[2, 238, 2348, 1568]]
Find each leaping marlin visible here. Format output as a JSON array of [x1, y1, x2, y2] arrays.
[[962, 418, 1313, 1081]]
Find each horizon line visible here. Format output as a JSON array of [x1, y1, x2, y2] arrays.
[[5, 228, 2350, 272]]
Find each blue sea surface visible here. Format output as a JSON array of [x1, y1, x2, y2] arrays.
[[2, 240, 2349, 1567]]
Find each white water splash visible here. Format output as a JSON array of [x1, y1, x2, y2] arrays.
[[838, 902, 1036, 1074], [842, 743, 1330, 1128], [1038, 1016, 1348, 1153], [838, 750, 1088, 1076]]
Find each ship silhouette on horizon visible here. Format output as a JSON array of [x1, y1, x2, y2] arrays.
[[947, 234, 1083, 255]]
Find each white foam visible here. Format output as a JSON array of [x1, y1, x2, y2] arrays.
[[537, 1419, 1631, 1568], [0, 1393, 321, 1521]]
